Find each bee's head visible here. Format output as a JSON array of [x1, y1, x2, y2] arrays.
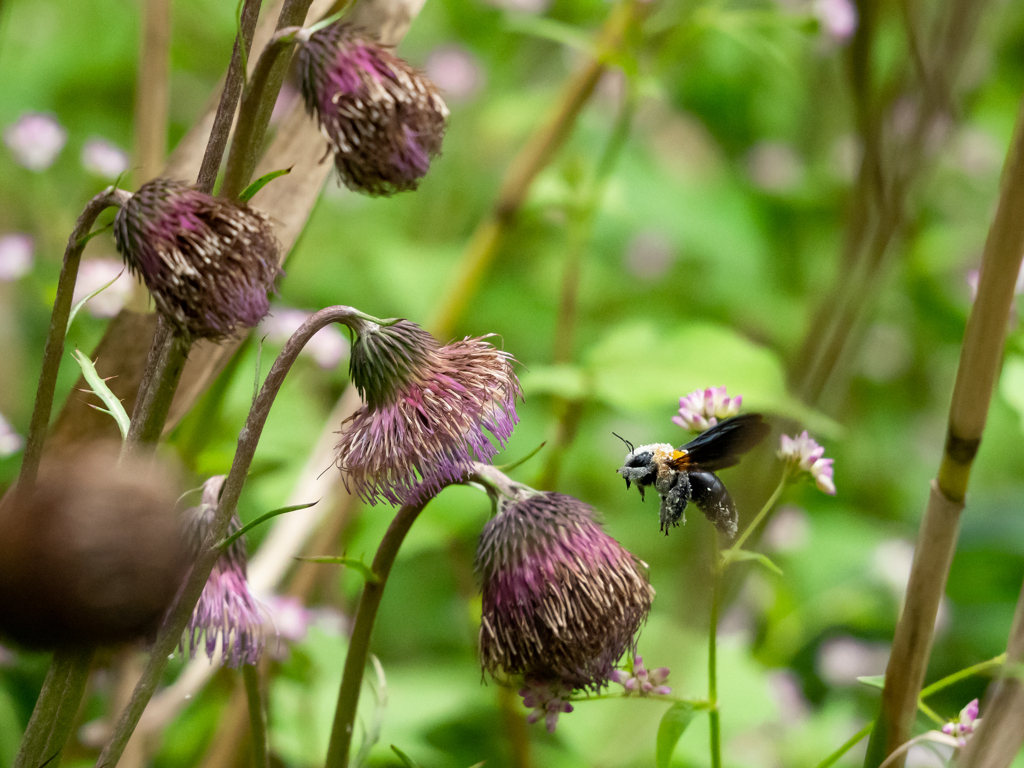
[[613, 434, 661, 496]]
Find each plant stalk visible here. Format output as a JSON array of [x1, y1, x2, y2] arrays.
[[863, 91, 1024, 768], [95, 306, 364, 768], [196, 0, 265, 194], [134, 0, 171, 185], [724, 470, 789, 558], [123, 316, 190, 452], [219, 0, 314, 201], [242, 664, 269, 768], [17, 188, 130, 494], [708, 536, 722, 768], [323, 498, 431, 768]]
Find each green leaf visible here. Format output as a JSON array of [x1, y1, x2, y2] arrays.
[[390, 745, 424, 768], [656, 701, 700, 768], [726, 549, 783, 576], [498, 440, 546, 472], [857, 675, 886, 690], [66, 268, 125, 334], [295, 555, 380, 584], [584, 321, 838, 435], [239, 167, 292, 202], [74, 222, 113, 248], [72, 349, 130, 440], [216, 501, 318, 550]]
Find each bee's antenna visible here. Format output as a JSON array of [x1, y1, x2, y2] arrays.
[[612, 432, 635, 454]]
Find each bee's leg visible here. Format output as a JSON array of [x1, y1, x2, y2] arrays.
[[689, 471, 738, 538], [658, 472, 690, 535]]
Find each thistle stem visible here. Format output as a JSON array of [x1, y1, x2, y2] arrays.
[[195, 0, 264, 194], [16, 188, 130, 494], [323, 498, 431, 768], [708, 536, 722, 768], [220, 0, 314, 201], [123, 316, 190, 452], [863, 88, 1024, 768], [242, 664, 269, 768], [723, 469, 789, 561], [96, 306, 364, 768]]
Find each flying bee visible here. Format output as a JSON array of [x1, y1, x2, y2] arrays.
[[616, 413, 770, 537]]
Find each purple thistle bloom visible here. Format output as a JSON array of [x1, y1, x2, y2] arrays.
[[182, 476, 265, 668], [610, 655, 671, 696], [113, 178, 280, 340], [297, 22, 449, 196], [336, 320, 521, 506], [476, 491, 655, 692]]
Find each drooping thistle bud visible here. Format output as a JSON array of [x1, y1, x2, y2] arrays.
[[113, 178, 280, 339], [476, 489, 655, 693], [336, 319, 521, 506], [181, 476, 265, 668], [0, 445, 186, 648], [297, 22, 449, 196]]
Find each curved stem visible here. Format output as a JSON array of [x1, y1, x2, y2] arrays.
[[95, 305, 365, 768], [814, 721, 873, 768], [195, 0, 264, 194], [17, 188, 130, 494], [323, 498, 430, 768]]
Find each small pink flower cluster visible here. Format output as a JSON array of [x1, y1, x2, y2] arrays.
[[778, 431, 836, 495], [519, 678, 574, 733], [672, 386, 742, 432], [610, 656, 671, 696], [941, 698, 980, 747]]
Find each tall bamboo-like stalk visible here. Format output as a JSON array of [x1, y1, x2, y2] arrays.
[[862, 90, 1024, 768]]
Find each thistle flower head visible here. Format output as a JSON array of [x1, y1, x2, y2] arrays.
[[182, 475, 265, 668], [476, 490, 655, 692], [0, 444, 186, 648], [672, 386, 742, 432], [336, 321, 520, 506], [778, 431, 836, 495], [297, 22, 449, 196], [610, 655, 671, 696], [113, 178, 280, 340]]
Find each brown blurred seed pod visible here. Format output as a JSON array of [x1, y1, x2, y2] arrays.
[[0, 445, 188, 649]]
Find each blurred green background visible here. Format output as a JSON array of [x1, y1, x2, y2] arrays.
[[1, 0, 1024, 765]]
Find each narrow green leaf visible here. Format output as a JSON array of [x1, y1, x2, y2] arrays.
[[857, 675, 886, 690], [74, 222, 113, 248], [727, 549, 783, 576], [389, 745, 423, 768], [216, 501, 318, 550], [67, 269, 125, 335], [294, 555, 380, 584], [239, 167, 292, 202], [656, 701, 700, 768], [72, 349, 130, 440]]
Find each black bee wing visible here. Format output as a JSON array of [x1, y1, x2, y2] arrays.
[[671, 413, 769, 472]]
